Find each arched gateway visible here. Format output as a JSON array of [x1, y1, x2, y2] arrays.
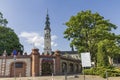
[[42, 58, 54, 75], [10, 62, 26, 77]]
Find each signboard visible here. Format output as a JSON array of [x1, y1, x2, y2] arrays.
[[81, 52, 91, 67], [13, 50, 17, 55]]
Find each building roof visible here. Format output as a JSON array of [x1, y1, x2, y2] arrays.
[[60, 51, 78, 55]]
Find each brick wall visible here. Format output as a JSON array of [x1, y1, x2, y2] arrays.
[[0, 57, 31, 77]]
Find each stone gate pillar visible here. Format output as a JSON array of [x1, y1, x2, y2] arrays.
[[31, 48, 40, 76], [54, 50, 61, 75]]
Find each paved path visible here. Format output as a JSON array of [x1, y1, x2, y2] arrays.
[[0, 75, 120, 80]]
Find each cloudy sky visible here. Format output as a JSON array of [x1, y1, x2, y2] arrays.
[[0, 0, 120, 54]]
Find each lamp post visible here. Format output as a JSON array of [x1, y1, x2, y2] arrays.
[[14, 55, 16, 80], [64, 65, 67, 80], [13, 50, 17, 80]]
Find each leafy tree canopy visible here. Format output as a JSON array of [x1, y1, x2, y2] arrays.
[[0, 12, 23, 55], [64, 10, 120, 65]]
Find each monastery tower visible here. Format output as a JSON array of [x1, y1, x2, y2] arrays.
[[44, 11, 52, 54]]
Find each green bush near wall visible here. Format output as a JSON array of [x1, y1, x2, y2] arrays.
[[83, 67, 120, 78]]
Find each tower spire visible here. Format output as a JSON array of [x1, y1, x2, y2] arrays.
[[44, 10, 51, 31]]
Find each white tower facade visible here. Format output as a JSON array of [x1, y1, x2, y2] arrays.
[[44, 12, 52, 54]]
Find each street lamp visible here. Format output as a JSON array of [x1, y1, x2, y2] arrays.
[[13, 50, 17, 80], [14, 55, 16, 80]]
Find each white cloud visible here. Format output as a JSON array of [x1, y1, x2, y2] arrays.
[[51, 35, 58, 47], [51, 42, 58, 47], [51, 35, 57, 40], [19, 32, 58, 48]]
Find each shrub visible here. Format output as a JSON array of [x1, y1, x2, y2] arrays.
[[83, 67, 120, 78]]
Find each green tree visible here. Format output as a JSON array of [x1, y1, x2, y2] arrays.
[[0, 12, 8, 26], [97, 39, 120, 66], [64, 10, 120, 66], [0, 12, 23, 55], [97, 40, 109, 67]]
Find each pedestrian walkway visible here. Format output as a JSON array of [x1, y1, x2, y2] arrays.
[[0, 75, 120, 80]]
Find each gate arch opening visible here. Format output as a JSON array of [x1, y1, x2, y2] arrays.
[[42, 59, 53, 75], [10, 61, 26, 77]]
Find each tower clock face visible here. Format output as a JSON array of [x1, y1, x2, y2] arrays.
[[45, 30, 49, 34], [45, 30, 47, 33]]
